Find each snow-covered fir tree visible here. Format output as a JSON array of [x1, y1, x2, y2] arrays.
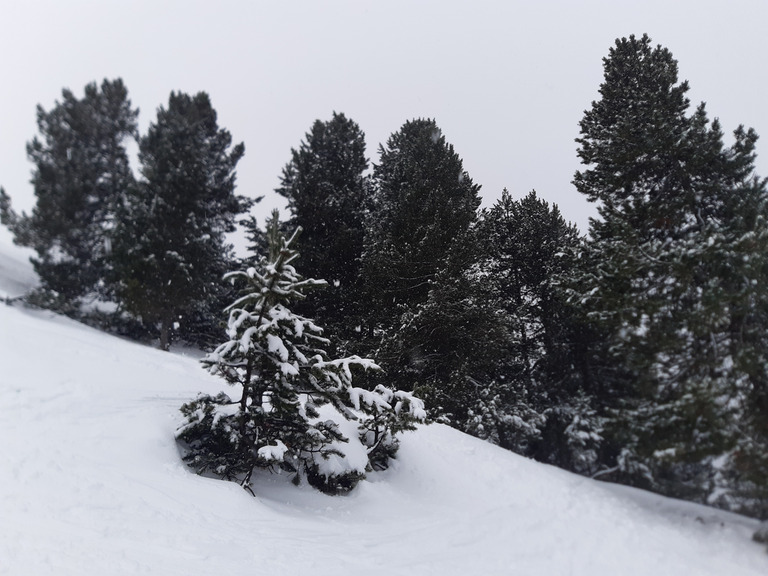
[[178, 211, 425, 494]]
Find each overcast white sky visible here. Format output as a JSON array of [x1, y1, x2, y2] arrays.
[[1, 0, 766, 234]]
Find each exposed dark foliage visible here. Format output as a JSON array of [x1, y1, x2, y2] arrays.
[[111, 91, 250, 350]]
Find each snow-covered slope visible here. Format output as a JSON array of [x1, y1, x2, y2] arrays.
[[0, 234, 766, 576], [0, 226, 37, 300]]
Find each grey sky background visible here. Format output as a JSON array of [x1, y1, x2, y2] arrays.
[[1, 0, 766, 236]]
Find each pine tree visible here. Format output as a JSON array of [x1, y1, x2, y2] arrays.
[[363, 118, 481, 337], [390, 225, 508, 428], [572, 34, 768, 505], [469, 190, 599, 467], [360, 119, 483, 407], [715, 177, 768, 517], [276, 112, 370, 346], [238, 213, 268, 266], [177, 212, 425, 494], [3, 79, 137, 309], [478, 191, 581, 392], [0, 188, 27, 241], [111, 91, 249, 350]]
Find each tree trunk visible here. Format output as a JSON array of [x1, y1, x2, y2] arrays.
[[159, 314, 172, 351]]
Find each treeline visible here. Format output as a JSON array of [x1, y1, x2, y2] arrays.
[[1, 86, 248, 350], [2, 34, 767, 517]]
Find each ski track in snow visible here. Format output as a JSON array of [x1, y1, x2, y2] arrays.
[[0, 235, 767, 575]]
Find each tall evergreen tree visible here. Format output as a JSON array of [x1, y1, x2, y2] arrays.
[[360, 119, 484, 425], [362, 119, 481, 337], [111, 91, 249, 350], [469, 190, 599, 467], [275, 112, 370, 346], [478, 191, 581, 396], [3, 79, 137, 308], [572, 34, 768, 506]]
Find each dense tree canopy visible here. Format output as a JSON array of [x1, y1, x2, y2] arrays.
[[2, 45, 766, 514], [472, 191, 592, 464]]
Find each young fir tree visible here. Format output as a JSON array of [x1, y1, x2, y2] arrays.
[[572, 34, 768, 507], [111, 91, 249, 350], [178, 212, 425, 494], [276, 113, 370, 346], [2, 79, 137, 310]]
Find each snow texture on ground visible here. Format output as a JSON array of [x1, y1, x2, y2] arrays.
[[0, 226, 37, 300], [0, 232, 766, 575]]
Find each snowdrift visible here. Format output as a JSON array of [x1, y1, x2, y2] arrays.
[[0, 232, 766, 575]]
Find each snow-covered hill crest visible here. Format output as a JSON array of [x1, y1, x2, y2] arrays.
[[0, 233, 766, 575]]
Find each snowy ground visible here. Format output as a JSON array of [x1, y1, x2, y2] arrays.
[[1, 231, 766, 575], [0, 226, 37, 300]]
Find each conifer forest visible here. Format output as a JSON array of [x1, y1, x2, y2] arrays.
[[2, 35, 767, 517]]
